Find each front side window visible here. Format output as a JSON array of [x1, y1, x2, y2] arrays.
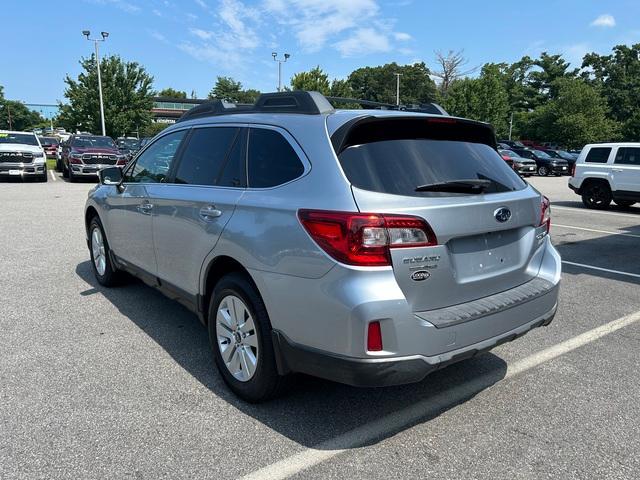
[[585, 147, 611, 163], [125, 130, 186, 183], [614, 147, 640, 166], [247, 128, 305, 188], [174, 127, 240, 186]]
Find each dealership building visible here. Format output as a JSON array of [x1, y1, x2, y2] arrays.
[[151, 97, 206, 124]]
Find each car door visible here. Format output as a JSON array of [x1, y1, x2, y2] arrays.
[[147, 126, 246, 297], [611, 147, 640, 193], [105, 129, 188, 277]]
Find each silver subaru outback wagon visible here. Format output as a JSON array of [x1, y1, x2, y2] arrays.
[[85, 91, 560, 402]]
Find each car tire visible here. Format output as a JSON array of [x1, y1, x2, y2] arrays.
[[68, 166, 76, 182], [613, 199, 636, 207], [88, 216, 121, 287], [56, 159, 62, 172], [62, 163, 69, 178], [208, 272, 288, 403], [581, 182, 612, 209], [537, 166, 549, 176], [38, 166, 48, 183]]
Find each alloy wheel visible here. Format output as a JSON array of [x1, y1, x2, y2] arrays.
[[91, 227, 107, 276], [216, 295, 259, 382]]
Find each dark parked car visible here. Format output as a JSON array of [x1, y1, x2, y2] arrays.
[[512, 148, 569, 176], [116, 137, 141, 161], [61, 135, 128, 181], [543, 149, 577, 174], [498, 140, 525, 150]]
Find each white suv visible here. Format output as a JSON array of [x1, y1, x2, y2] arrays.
[[568, 143, 640, 209]]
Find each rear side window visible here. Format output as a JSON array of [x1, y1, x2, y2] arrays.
[[614, 147, 640, 166], [585, 147, 611, 163], [174, 127, 240, 186], [248, 128, 304, 188]]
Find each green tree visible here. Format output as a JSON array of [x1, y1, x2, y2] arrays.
[[290, 66, 331, 95], [519, 78, 620, 148], [442, 64, 510, 137], [58, 55, 154, 137], [528, 52, 577, 106], [140, 122, 170, 137], [0, 86, 45, 130], [157, 88, 187, 99], [582, 44, 640, 140], [348, 62, 437, 105], [208, 77, 260, 103]]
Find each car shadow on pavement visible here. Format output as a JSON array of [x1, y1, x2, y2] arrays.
[[75, 260, 509, 449]]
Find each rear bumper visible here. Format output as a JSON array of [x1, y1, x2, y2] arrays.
[[256, 236, 562, 387], [273, 303, 556, 387]]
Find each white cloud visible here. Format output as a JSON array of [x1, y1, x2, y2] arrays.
[[194, 0, 208, 9], [149, 30, 167, 43], [590, 14, 616, 28], [394, 32, 411, 41], [264, 0, 380, 52], [189, 28, 214, 40], [334, 28, 391, 56]]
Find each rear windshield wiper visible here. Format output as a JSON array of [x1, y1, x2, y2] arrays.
[[414, 179, 492, 193]]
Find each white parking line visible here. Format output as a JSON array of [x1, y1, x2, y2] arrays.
[[240, 310, 640, 480], [554, 224, 640, 239], [562, 261, 640, 279], [553, 206, 639, 219], [49, 169, 56, 181]]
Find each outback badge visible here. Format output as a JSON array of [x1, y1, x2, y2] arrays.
[[410, 270, 431, 282]]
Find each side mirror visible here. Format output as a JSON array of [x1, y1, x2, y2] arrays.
[[99, 166, 123, 186]]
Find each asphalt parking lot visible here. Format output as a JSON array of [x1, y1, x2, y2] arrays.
[[1, 172, 639, 479]]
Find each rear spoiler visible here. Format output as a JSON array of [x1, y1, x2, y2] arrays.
[[330, 116, 497, 155]]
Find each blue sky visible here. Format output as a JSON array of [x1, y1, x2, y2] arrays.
[[2, 0, 640, 104]]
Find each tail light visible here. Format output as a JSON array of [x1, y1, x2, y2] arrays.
[[570, 162, 576, 177], [367, 321, 383, 351], [298, 210, 437, 267], [540, 196, 551, 233]]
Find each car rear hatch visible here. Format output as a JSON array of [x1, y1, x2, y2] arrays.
[[331, 115, 547, 313]]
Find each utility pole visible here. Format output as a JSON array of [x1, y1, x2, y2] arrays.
[[272, 52, 290, 92], [395, 73, 403, 106], [508, 112, 514, 141], [7, 103, 12, 130], [83, 30, 109, 136]]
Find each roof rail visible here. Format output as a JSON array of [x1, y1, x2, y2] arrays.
[[176, 91, 334, 123], [325, 96, 448, 115], [176, 91, 448, 123]]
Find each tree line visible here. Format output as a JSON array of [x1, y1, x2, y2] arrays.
[[2, 43, 639, 147]]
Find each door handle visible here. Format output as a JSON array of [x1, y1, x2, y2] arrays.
[[199, 204, 222, 221], [137, 202, 154, 214]]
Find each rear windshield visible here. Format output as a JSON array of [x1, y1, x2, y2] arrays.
[[338, 137, 526, 197]]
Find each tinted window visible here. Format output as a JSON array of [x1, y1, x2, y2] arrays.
[[248, 128, 304, 188], [218, 130, 247, 188], [585, 147, 611, 163], [614, 147, 640, 166], [72, 136, 115, 148], [339, 139, 526, 197], [174, 127, 239, 186], [125, 130, 186, 183]]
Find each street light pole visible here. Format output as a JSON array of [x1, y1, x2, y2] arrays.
[[509, 112, 514, 141], [272, 52, 290, 92], [395, 73, 402, 106], [83, 30, 109, 136]]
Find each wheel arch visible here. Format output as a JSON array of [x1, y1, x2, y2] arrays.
[[579, 176, 611, 194], [200, 255, 261, 325]]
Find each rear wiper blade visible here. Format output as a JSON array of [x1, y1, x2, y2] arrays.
[[414, 179, 492, 193]]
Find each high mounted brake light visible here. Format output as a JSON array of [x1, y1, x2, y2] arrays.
[[298, 210, 437, 267]]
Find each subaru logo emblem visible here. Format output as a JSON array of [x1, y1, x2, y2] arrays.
[[494, 207, 511, 223]]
